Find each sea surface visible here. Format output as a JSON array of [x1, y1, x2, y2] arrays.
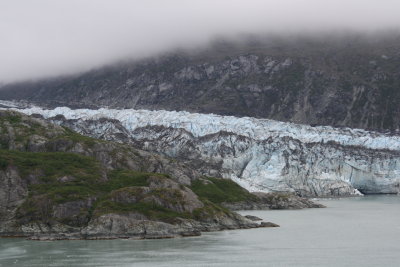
[[1, 195, 399, 267]]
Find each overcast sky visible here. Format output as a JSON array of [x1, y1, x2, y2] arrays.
[[1, 0, 400, 83]]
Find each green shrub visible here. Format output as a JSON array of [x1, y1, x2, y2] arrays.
[[191, 177, 258, 204], [94, 199, 192, 221], [0, 157, 8, 170], [101, 169, 151, 191]]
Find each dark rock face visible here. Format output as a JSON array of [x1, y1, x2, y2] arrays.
[[1, 35, 400, 131], [146, 176, 204, 213], [0, 167, 28, 229], [52, 198, 96, 226]]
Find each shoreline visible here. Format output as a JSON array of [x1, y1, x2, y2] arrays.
[[0, 219, 279, 241]]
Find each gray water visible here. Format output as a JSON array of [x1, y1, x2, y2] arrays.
[[1, 195, 400, 267]]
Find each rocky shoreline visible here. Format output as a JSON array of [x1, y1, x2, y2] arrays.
[[222, 192, 326, 211], [0, 212, 286, 241], [0, 191, 324, 241], [3, 214, 277, 241]]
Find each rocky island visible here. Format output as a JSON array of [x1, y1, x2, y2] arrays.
[[0, 110, 322, 240]]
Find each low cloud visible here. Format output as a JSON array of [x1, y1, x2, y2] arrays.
[[1, 0, 400, 83]]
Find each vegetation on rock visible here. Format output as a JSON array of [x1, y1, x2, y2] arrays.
[[0, 110, 260, 239], [191, 177, 258, 204]]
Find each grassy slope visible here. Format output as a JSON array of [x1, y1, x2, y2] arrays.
[[190, 177, 258, 204]]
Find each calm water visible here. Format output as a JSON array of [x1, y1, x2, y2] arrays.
[[1, 195, 400, 267]]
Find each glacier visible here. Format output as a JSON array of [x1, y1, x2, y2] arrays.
[[10, 106, 400, 151], [2, 102, 400, 196]]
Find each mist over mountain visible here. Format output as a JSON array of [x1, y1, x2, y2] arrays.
[[1, 0, 400, 83], [1, 32, 400, 130]]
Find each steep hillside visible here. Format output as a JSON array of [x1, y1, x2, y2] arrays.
[[1, 34, 400, 130], [1, 110, 322, 240]]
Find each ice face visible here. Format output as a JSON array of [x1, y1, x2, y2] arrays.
[[7, 105, 400, 151], [2, 101, 400, 196]]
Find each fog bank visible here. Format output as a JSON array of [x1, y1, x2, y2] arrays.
[[1, 0, 400, 83]]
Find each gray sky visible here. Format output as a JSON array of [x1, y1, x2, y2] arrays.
[[1, 0, 400, 83]]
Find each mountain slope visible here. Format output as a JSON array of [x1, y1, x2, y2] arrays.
[[1, 34, 400, 130]]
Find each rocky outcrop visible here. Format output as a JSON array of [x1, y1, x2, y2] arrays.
[[244, 215, 262, 221], [109, 176, 204, 213], [9, 105, 400, 197], [1, 110, 301, 240], [259, 222, 280, 228], [0, 170, 267, 240], [80, 210, 264, 240], [82, 213, 201, 239], [145, 176, 204, 212], [223, 192, 326, 211]]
